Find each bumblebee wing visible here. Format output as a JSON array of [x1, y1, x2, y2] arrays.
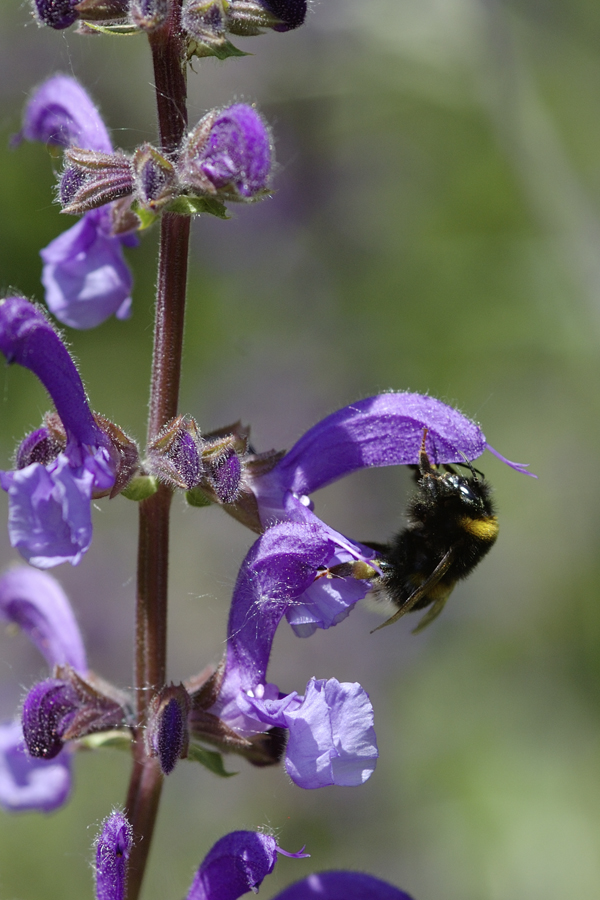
[[411, 594, 449, 634], [370, 548, 454, 634]]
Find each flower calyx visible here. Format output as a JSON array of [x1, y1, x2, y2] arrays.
[[54, 106, 273, 225], [185, 421, 285, 531], [186, 663, 286, 768], [22, 664, 132, 759], [146, 415, 203, 490], [132, 143, 179, 212], [145, 684, 190, 775], [181, 0, 307, 59], [60, 148, 134, 215]]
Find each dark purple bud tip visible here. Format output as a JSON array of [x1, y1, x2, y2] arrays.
[[261, 0, 306, 30], [22, 678, 79, 759], [95, 811, 133, 900], [132, 144, 178, 211], [147, 416, 203, 490], [33, 0, 79, 28], [59, 166, 89, 207], [208, 446, 242, 504], [198, 104, 272, 199], [16, 426, 64, 469], [146, 685, 190, 776]]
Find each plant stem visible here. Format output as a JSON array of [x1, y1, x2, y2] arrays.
[[125, 4, 190, 898]]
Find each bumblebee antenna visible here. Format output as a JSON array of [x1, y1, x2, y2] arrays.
[[457, 450, 483, 480]]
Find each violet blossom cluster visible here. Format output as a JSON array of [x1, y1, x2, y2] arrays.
[[0, 2, 536, 899], [17, 75, 272, 329]]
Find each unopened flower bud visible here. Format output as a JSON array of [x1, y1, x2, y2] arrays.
[[146, 416, 203, 490], [182, 0, 228, 52], [205, 443, 242, 504], [227, 0, 306, 35], [258, 0, 306, 30], [60, 148, 134, 215], [22, 677, 80, 759], [146, 684, 190, 775], [180, 105, 272, 201], [129, 0, 168, 30], [16, 426, 63, 469], [132, 144, 178, 212], [33, 0, 79, 29], [95, 811, 133, 900]]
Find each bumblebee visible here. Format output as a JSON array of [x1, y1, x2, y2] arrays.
[[369, 429, 499, 633]]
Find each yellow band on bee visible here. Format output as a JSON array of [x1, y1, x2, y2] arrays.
[[458, 515, 499, 541]]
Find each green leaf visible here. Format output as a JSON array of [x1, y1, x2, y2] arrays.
[[167, 195, 230, 219], [187, 743, 237, 777], [189, 39, 250, 61], [121, 475, 159, 502], [79, 730, 132, 752], [185, 486, 213, 508], [129, 201, 159, 231]]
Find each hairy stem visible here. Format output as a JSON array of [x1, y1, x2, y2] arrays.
[[125, 4, 190, 898]]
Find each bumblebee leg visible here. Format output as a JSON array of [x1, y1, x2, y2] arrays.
[[411, 594, 449, 634], [370, 548, 454, 633]]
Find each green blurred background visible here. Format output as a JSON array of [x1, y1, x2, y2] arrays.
[[1, 1, 600, 898]]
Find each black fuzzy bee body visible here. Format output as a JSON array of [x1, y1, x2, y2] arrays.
[[372, 435, 498, 633]]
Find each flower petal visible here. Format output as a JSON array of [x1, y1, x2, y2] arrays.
[[0, 719, 71, 813], [273, 871, 414, 900], [243, 677, 378, 789], [264, 393, 487, 502], [0, 567, 86, 672], [19, 75, 112, 153], [186, 831, 278, 900], [0, 296, 104, 446], [253, 393, 534, 526], [0, 456, 94, 568], [41, 211, 133, 330], [196, 105, 272, 199]]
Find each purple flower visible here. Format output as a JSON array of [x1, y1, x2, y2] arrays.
[[186, 831, 281, 900], [0, 719, 72, 813], [208, 522, 378, 789], [227, 392, 533, 636], [95, 811, 133, 900], [184, 829, 411, 900], [183, 105, 272, 200], [40, 208, 133, 329], [19, 75, 135, 329], [0, 567, 86, 812], [0, 297, 116, 567], [253, 393, 533, 526], [274, 871, 414, 899]]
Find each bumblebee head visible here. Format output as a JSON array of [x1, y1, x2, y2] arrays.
[[417, 429, 494, 517]]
